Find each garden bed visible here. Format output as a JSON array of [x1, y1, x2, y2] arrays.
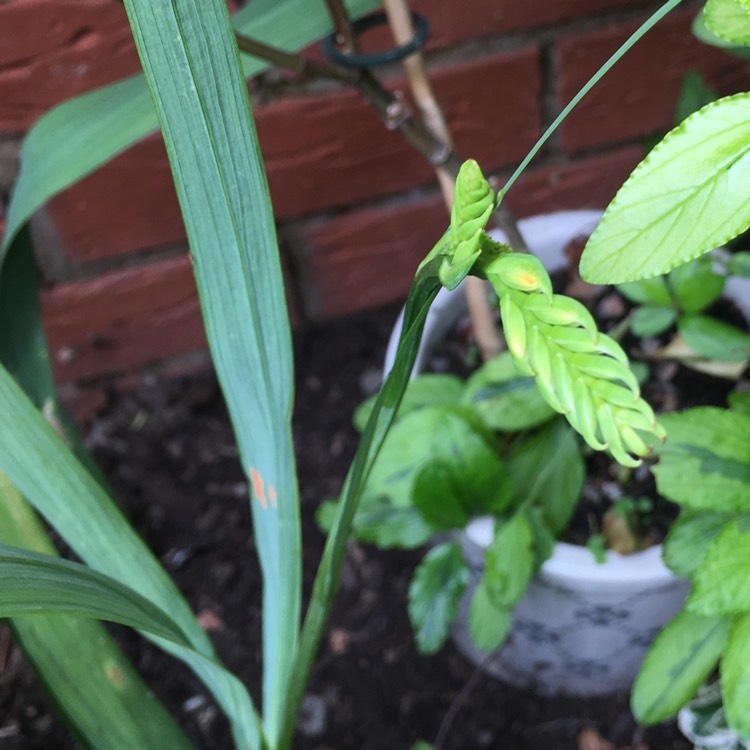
[[0, 303, 691, 750]]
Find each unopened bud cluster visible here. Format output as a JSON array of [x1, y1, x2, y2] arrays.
[[486, 253, 666, 467], [439, 160, 495, 290]]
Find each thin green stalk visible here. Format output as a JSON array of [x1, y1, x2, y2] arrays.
[[277, 237, 449, 750], [503, 0, 684, 195]]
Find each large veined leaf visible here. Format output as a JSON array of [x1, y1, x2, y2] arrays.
[[632, 610, 730, 723], [652, 409, 750, 512], [0, 475, 196, 750], [506, 419, 584, 535], [407, 542, 470, 654], [120, 0, 302, 742], [722, 613, 750, 738], [664, 510, 737, 577], [0, 0, 381, 260], [690, 521, 750, 614], [581, 94, 750, 283]]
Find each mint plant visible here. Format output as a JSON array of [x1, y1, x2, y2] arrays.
[[618, 252, 750, 377], [580, 2, 750, 742], [1, 0, 749, 747]]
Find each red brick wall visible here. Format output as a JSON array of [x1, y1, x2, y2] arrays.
[[1, 0, 749, 406]]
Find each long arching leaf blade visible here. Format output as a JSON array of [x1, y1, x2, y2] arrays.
[[0, 544, 192, 646], [0, 475, 197, 750]]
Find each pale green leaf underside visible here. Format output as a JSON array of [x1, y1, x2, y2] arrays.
[[581, 93, 750, 283], [1, 0, 381, 259], [705, 0, 750, 45]]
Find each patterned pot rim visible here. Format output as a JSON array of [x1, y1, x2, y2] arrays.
[[463, 515, 673, 589]]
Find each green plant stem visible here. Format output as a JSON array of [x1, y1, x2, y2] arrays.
[[277, 239, 448, 750], [502, 0, 684, 195]]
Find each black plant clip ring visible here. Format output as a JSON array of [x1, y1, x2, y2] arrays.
[[321, 12, 430, 69]]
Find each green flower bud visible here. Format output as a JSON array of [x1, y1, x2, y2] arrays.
[[574, 376, 607, 451], [524, 294, 598, 338], [569, 352, 640, 395], [500, 293, 532, 373], [487, 253, 553, 299]]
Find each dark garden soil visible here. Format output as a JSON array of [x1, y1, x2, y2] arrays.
[[0, 302, 693, 750]]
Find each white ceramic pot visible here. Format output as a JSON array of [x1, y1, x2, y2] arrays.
[[383, 211, 691, 696]]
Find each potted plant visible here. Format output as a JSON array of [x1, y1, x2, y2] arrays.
[[3, 0, 750, 749], [321, 204, 750, 696]]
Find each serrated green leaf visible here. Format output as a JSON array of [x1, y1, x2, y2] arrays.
[[617, 277, 673, 306], [484, 513, 536, 607], [653, 408, 750, 511], [631, 306, 677, 337], [679, 315, 750, 362], [353, 374, 464, 432], [728, 251, 750, 277], [581, 94, 750, 283], [690, 521, 750, 614], [632, 610, 729, 724], [669, 257, 726, 313], [722, 613, 750, 738], [462, 352, 556, 431], [469, 579, 512, 651], [693, 7, 750, 59], [356, 495, 434, 549], [408, 543, 470, 654], [664, 510, 736, 577], [507, 419, 585, 534], [705, 0, 750, 45], [363, 406, 501, 508], [413, 453, 512, 532]]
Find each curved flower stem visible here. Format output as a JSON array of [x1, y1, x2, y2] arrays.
[[503, 0, 684, 195]]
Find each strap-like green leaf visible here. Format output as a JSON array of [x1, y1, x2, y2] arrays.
[[0, 476, 197, 750], [1, 0, 380, 260], [120, 0, 308, 741], [0, 361, 263, 750], [0, 544, 192, 646], [581, 93, 750, 283]]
